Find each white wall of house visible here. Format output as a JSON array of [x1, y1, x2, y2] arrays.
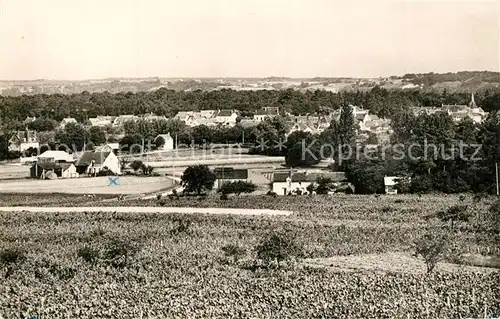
[[61, 165, 78, 178], [102, 153, 121, 174], [272, 181, 311, 195], [162, 137, 174, 150]]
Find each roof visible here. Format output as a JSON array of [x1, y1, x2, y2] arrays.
[[38, 150, 73, 162], [214, 168, 248, 179], [216, 110, 236, 117], [273, 171, 346, 183], [156, 134, 173, 141], [34, 162, 74, 170], [76, 151, 112, 166]]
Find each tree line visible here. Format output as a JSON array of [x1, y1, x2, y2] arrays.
[[1, 87, 500, 125]]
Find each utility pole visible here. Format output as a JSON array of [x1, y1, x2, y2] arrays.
[[496, 162, 499, 196]]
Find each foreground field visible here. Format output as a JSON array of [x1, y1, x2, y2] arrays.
[[0, 194, 498, 318], [0, 176, 174, 195]]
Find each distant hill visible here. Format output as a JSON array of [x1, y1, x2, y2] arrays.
[[1, 71, 499, 96]]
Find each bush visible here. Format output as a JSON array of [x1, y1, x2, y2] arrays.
[[220, 193, 229, 200], [221, 244, 246, 264], [103, 238, 137, 268], [0, 247, 25, 266], [77, 246, 100, 265], [437, 205, 469, 229], [413, 232, 447, 273], [254, 232, 303, 267], [170, 216, 192, 235], [266, 191, 278, 197], [218, 181, 257, 196], [130, 160, 143, 173]]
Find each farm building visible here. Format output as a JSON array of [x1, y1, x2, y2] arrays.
[[30, 162, 78, 179], [155, 133, 174, 151], [75, 150, 121, 175], [272, 171, 348, 195], [214, 167, 248, 189]]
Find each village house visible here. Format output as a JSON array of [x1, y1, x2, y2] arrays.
[[59, 117, 78, 129], [88, 116, 114, 127], [175, 111, 217, 127], [253, 107, 280, 122], [272, 170, 348, 196], [239, 117, 259, 128], [30, 150, 77, 179], [213, 167, 248, 190], [75, 150, 121, 175], [8, 130, 39, 152], [113, 115, 140, 127], [155, 133, 175, 151], [142, 113, 168, 122], [213, 109, 239, 127]]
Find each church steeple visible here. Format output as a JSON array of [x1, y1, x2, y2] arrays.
[[469, 92, 477, 108]]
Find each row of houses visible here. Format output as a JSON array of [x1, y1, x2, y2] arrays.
[[411, 93, 488, 124]]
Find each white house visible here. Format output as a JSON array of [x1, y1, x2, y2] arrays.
[[253, 107, 279, 121], [214, 109, 239, 127], [384, 176, 408, 195], [75, 150, 121, 175], [8, 130, 39, 152], [155, 133, 175, 150], [113, 115, 140, 127], [89, 116, 114, 127]]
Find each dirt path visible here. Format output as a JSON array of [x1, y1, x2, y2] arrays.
[[0, 206, 293, 216]]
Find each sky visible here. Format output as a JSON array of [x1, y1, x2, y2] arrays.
[[0, 0, 499, 80]]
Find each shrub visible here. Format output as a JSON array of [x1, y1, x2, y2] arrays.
[[0, 248, 25, 266], [221, 244, 246, 264], [254, 232, 303, 267], [48, 263, 77, 281], [218, 181, 257, 196], [220, 193, 229, 200], [437, 205, 469, 229], [103, 238, 137, 268], [77, 246, 100, 265], [130, 160, 143, 173], [413, 232, 447, 273], [266, 191, 278, 197], [170, 216, 192, 235]]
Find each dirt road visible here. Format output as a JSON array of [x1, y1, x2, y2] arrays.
[[0, 206, 293, 216]]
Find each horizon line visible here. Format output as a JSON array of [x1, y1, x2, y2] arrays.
[[1, 69, 499, 83]]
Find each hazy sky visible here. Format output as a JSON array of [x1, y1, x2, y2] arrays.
[[0, 0, 498, 80]]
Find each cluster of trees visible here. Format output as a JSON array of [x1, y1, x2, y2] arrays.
[[347, 111, 500, 194], [1, 86, 499, 126]]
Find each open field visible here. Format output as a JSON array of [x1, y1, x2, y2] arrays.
[[0, 164, 29, 180], [0, 194, 498, 317], [0, 176, 174, 195]]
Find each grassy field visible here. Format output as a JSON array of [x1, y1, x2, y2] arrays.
[[0, 194, 498, 317], [0, 176, 175, 195]]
